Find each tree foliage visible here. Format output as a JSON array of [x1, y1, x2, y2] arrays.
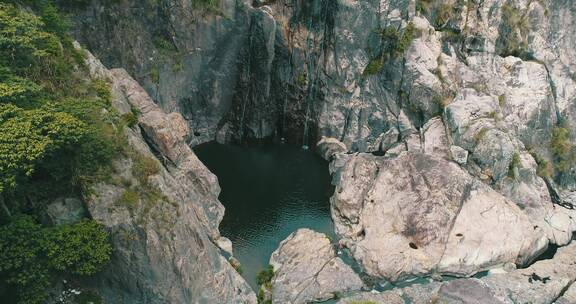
[[0, 104, 87, 194], [0, 216, 111, 304], [551, 127, 576, 185], [0, 3, 117, 303]]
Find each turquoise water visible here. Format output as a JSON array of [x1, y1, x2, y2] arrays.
[[194, 142, 335, 290]]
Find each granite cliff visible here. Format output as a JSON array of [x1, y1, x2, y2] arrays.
[[59, 0, 576, 303]]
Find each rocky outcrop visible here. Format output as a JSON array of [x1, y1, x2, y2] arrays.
[[331, 152, 549, 281], [81, 48, 256, 303], [68, 0, 576, 302], [338, 242, 576, 304], [269, 229, 363, 304], [43, 197, 87, 226], [316, 137, 348, 161], [70, 0, 575, 173]]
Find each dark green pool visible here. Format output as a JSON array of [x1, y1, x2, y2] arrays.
[[194, 142, 335, 290]]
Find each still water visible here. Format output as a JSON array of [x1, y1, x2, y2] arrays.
[[194, 142, 335, 290]]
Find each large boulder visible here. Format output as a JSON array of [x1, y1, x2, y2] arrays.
[[316, 137, 348, 161], [331, 152, 548, 281], [338, 242, 576, 304], [43, 197, 87, 226], [269, 229, 363, 304]]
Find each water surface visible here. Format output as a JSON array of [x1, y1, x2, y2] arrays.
[[194, 142, 335, 290]]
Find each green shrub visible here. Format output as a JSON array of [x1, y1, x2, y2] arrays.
[[474, 127, 489, 143], [497, 3, 532, 58], [498, 95, 506, 108], [150, 66, 160, 83], [0, 216, 111, 304], [363, 22, 417, 77], [550, 127, 576, 183], [132, 154, 160, 185], [0, 4, 119, 302], [508, 152, 521, 178], [118, 188, 140, 212], [121, 112, 139, 128], [0, 104, 87, 195], [362, 57, 384, 76], [44, 220, 112, 275], [256, 265, 275, 285]]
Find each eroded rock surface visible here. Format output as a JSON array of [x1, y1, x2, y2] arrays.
[[67, 0, 576, 302], [331, 152, 548, 281], [339, 242, 576, 304], [269, 229, 363, 304], [82, 49, 256, 304]]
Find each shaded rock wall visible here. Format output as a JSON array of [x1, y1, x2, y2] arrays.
[[70, 0, 575, 178], [81, 48, 256, 304]]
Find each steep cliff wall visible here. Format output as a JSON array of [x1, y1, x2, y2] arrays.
[[80, 48, 256, 303], [70, 0, 575, 153], [66, 0, 576, 301]]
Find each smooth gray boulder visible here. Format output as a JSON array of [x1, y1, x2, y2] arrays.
[[317, 137, 348, 161], [450, 145, 469, 165], [269, 228, 363, 304], [436, 279, 504, 304], [44, 197, 87, 226], [422, 117, 449, 158], [331, 152, 548, 281], [337, 282, 441, 304]]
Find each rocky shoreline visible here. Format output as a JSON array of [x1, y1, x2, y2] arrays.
[[60, 0, 576, 303]]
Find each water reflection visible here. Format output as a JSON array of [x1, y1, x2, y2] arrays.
[[194, 142, 335, 290]]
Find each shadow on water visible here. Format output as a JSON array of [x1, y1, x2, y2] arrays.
[[194, 142, 335, 290]]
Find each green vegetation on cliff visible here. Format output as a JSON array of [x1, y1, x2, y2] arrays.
[[0, 2, 115, 303], [363, 22, 417, 76], [550, 127, 576, 185]]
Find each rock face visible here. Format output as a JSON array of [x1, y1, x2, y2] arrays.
[[331, 152, 548, 281], [81, 49, 256, 304], [43, 197, 87, 226], [269, 229, 363, 304], [69, 0, 576, 180], [70, 0, 576, 214], [316, 137, 348, 161], [66, 0, 576, 302], [339, 241, 576, 304]]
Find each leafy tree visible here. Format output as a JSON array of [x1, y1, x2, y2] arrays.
[[0, 216, 51, 304], [0, 216, 112, 304], [0, 3, 60, 70], [0, 67, 43, 105], [44, 219, 112, 275], [0, 3, 118, 303], [0, 103, 87, 195]]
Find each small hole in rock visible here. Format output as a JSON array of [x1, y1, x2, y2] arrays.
[[194, 131, 201, 136], [409, 242, 418, 249], [533, 225, 539, 230], [358, 229, 366, 238], [456, 233, 463, 237]]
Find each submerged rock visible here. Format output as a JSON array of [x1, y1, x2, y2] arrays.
[[269, 228, 363, 304], [331, 152, 548, 281]]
